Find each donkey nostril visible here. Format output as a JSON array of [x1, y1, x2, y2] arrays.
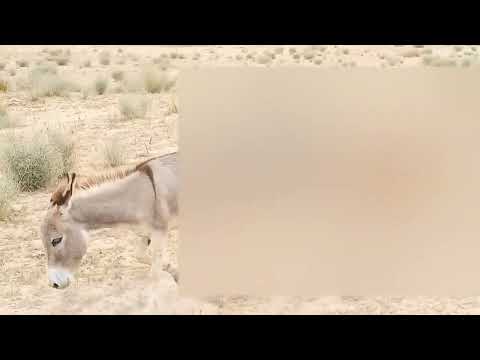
[[53, 283, 59, 289]]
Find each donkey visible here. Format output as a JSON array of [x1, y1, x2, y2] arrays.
[[40, 152, 178, 289]]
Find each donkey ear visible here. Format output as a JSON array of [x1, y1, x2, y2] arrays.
[[69, 172, 77, 195], [60, 172, 77, 208]]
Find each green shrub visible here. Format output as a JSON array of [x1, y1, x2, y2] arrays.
[[143, 66, 177, 93], [0, 135, 58, 191], [118, 95, 149, 119], [93, 76, 109, 95]]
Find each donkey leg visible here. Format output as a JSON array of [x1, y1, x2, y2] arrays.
[[150, 228, 179, 283]]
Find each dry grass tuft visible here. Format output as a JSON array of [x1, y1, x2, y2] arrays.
[[0, 78, 8, 92], [0, 176, 17, 221], [99, 50, 111, 65], [143, 66, 178, 93], [93, 76, 109, 95], [111, 70, 124, 82], [29, 68, 75, 99], [118, 95, 149, 120], [0, 133, 59, 191], [16, 59, 29, 68], [101, 137, 127, 167], [46, 124, 76, 176], [0, 103, 15, 129]]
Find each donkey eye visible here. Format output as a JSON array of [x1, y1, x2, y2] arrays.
[[51, 237, 63, 247]]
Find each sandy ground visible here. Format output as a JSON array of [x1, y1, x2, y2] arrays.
[[1, 45, 480, 314]]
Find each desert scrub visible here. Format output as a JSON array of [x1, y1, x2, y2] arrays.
[[118, 95, 149, 119], [52, 55, 70, 66], [93, 76, 109, 95], [29, 72, 72, 99], [48, 49, 62, 56], [256, 52, 272, 65], [111, 70, 124, 82], [143, 66, 178, 93], [98, 50, 111, 65], [30, 63, 58, 77], [101, 137, 126, 167], [153, 56, 170, 69], [0, 135, 60, 191], [0, 62, 5, 71], [166, 94, 179, 115], [16, 59, 29, 68], [0, 78, 8, 92], [0, 103, 15, 129], [422, 55, 456, 67], [303, 48, 316, 60], [0, 177, 17, 220], [47, 126, 76, 176]]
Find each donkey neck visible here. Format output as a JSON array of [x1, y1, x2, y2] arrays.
[[68, 172, 155, 229]]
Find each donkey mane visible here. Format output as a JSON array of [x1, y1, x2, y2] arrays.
[[77, 166, 137, 190], [50, 153, 175, 206]]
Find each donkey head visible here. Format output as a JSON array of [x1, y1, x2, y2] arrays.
[[41, 173, 89, 289]]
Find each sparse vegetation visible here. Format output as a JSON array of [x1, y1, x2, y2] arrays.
[[143, 66, 177, 93], [16, 60, 29, 68], [111, 70, 124, 82], [0, 103, 15, 129], [0, 176, 17, 221], [101, 137, 126, 167], [422, 55, 457, 67], [93, 76, 109, 95], [30, 63, 58, 77], [303, 48, 315, 60], [256, 53, 272, 65], [48, 49, 62, 57], [82, 59, 91, 68], [0, 134, 60, 191], [52, 56, 70, 66], [29, 71, 72, 99], [118, 95, 149, 119], [99, 50, 111, 65], [166, 94, 179, 115], [153, 56, 170, 69], [47, 125, 76, 176], [0, 78, 8, 92], [8, 68, 16, 76], [0, 62, 5, 71]]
